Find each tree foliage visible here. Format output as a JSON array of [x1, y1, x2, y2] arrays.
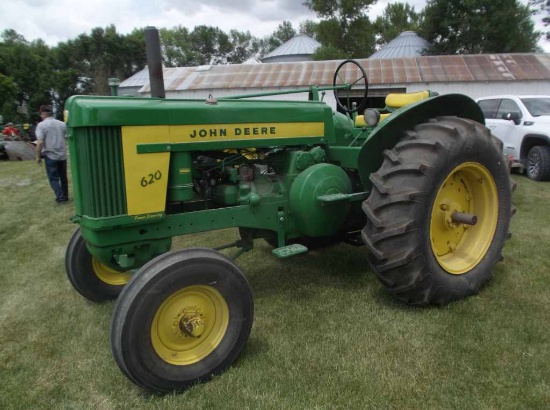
[[0, 73, 18, 120], [161, 25, 259, 66], [303, 0, 374, 21], [59, 26, 147, 96], [304, 0, 377, 60], [254, 21, 299, 59], [0, 30, 52, 122], [374, 2, 421, 47], [299, 20, 319, 39], [0, 24, 270, 122], [421, 0, 540, 55], [529, 0, 550, 40], [268, 21, 297, 50]]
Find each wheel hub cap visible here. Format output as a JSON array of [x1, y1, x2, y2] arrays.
[[430, 163, 499, 274], [177, 308, 205, 338], [151, 285, 229, 365], [529, 152, 540, 177]]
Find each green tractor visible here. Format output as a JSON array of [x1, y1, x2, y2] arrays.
[[64, 29, 514, 393]]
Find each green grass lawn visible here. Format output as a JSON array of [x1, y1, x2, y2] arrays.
[[1, 160, 549, 409]]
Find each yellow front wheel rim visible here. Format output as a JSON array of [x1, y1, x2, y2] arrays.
[[430, 162, 498, 274], [92, 258, 132, 286], [151, 285, 229, 365]]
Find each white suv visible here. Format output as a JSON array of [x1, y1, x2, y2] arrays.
[[476, 95, 550, 181]]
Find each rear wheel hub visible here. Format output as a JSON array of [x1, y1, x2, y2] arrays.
[[430, 163, 498, 274]]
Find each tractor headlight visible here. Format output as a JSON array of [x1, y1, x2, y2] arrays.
[[363, 109, 380, 127]]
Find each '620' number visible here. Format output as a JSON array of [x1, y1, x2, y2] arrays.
[[141, 170, 162, 187]]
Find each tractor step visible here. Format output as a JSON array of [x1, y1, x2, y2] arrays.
[[272, 244, 308, 259]]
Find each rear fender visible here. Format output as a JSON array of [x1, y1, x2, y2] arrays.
[[358, 94, 484, 189]]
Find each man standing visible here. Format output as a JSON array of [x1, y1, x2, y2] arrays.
[[35, 105, 68, 203]]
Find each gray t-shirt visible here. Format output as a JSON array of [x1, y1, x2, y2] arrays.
[[36, 117, 67, 160]]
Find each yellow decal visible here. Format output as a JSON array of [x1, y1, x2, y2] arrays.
[[122, 126, 170, 216], [133, 212, 164, 221], [121, 122, 324, 215], [170, 122, 324, 142]]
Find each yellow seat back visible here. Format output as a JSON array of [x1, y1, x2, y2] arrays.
[[385, 90, 430, 109]]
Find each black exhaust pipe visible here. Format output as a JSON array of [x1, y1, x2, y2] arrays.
[[144, 26, 165, 98]]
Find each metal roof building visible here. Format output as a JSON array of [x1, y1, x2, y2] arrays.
[[119, 53, 550, 109], [370, 31, 431, 59], [261, 34, 321, 63]]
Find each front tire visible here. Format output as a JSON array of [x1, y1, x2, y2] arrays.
[[110, 248, 253, 393], [65, 228, 132, 302], [526, 145, 550, 181], [362, 117, 513, 306]]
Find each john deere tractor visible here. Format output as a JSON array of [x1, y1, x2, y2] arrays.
[[63, 29, 513, 393]]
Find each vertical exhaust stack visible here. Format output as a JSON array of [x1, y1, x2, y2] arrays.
[[145, 26, 165, 98]]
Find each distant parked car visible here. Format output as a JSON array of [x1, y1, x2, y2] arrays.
[[476, 95, 550, 181]]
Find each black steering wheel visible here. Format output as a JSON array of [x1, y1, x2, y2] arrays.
[[332, 59, 369, 114]]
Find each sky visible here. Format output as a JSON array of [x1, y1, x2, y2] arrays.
[[0, 0, 548, 51]]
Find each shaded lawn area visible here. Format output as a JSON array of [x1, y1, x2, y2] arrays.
[[0, 160, 549, 409]]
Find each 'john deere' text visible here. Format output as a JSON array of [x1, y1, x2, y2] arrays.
[[189, 126, 277, 138]]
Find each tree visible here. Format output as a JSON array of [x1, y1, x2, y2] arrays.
[[59, 25, 147, 96], [49, 44, 84, 116], [374, 2, 421, 47], [528, 0, 550, 40], [161, 26, 261, 66], [303, 0, 377, 60], [299, 20, 319, 39], [256, 21, 298, 58], [227, 30, 260, 64], [268, 21, 297, 50], [312, 44, 348, 60], [0, 74, 17, 122], [0, 30, 53, 121], [421, 0, 540, 55], [188, 25, 232, 65], [303, 0, 374, 21], [160, 26, 192, 67]]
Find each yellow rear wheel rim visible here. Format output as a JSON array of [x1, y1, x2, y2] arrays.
[[430, 162, 498, 274], [151, 285, 229, 365], [92, 258, 132, 286]]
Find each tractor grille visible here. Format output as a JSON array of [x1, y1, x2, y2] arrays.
[[73, 127, 127, 217]]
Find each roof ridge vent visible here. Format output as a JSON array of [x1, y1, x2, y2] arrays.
[[195, 65, 212, 72]]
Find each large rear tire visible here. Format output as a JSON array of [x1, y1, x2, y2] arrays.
[[111, 248, 253, 393], [362, 117, 513, 306], [65, 228, 132, 302]]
